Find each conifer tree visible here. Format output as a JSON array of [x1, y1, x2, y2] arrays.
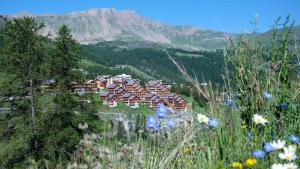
[[2, 17, 46, 159], [51, 24, 81, 90]]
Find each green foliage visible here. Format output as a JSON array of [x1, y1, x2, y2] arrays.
[[0, 20, 103, 168], [81, 43, 225, 84], [51, 25, 82, 89], [229, 16, 299, 128]]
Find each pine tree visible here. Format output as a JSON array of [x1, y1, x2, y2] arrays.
[[51, 24, 81, 90], [2, 17, 46, 160]]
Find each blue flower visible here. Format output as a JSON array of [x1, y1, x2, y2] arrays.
[[157, 103, 168, 113], [223, 98, 229, 105], [155, 103, 168, 118], [155, 110, 167, 119], [153, 123, 161, 131], [229, 101, 235, 109], [146, 116, 160, 131], [288, 135, 300, 144], [248, 132, 253, 141], [276, 103, 288, 110], [252, 149, 265, 159], [167, 119, 176, 128], [263, 142, 274, 152], [263, 92, 272, 100], [208, 118, 218, 128]]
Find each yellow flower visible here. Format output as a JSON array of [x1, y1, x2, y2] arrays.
[[241, 124, 247, 129], [245, 158, 257, 167], [241, 121, 247, 129], [183, 146, 193, 154], [232, 162, 243, 169], [186, 160, 193, 167]]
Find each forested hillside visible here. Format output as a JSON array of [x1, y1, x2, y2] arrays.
[[81, 42, 225, 84]]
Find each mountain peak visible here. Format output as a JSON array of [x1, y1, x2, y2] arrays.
[[4, 8, 232, 50], [70, 8, 136, 16]]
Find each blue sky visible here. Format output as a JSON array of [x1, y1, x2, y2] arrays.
[[1, 0, 299, 33]]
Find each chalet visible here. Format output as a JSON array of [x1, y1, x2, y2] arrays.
[[115, 74, 132, 81], [127, 95, 140, 108], [97, 78, 107, 89], [113, 78, 123, 86], [156, 85, 170, 98], [122, 92, 133, 102], [97, 75, 113, 88], [124, 80, 140, 92], [72, 82, 87, 94], [122, 93, 140, 108], [100, 91, 118, 108], [107, 84, 119, 93], [167, 93, 187, 111], [86, 79, 107, 92], [135, 88, 148, 101], [145, 93, 156, 105], [144, 93, 163, 108], [115, 87, 126, 99], [145, 80, 163, 93], [146, 80, 170, 97], [152, 97, 163, 108]]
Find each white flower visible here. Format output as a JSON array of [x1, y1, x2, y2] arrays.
[[279, 146, 297, 161], [78, 122, 88, 130], [197, 113, 209, 124], [67, 162, 78, 169], [253, 114, 267, 125], [284, 163, 298, 169], [78, 164, 88, 169], [271, 163, 286, 169], [271, 140, 286, 150]]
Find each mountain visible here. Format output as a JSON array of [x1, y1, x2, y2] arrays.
[[2, 8, 235, 50]]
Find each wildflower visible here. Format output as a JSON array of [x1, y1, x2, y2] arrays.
[[155, 110, 167, 119], [263, 142, 275, 153], [241, 124, 247, 129], [276, 103, 289, 110], [253, 114, 267, 125], [279, 146, 297, 161], [245, 158, 257, 167], [186, 160, 193, 167], [208, 118, 218, 128], [146, 116, 160, 131], [78, 164, 88, 169], [157, 103, 168, 113], [196, 113, 209, 124], [232, 162, 243, 169], [183, 146, 193, 154], [288, 135, 300, 144], [167, 119, 176, 128], [284, 163, 298, 169], [229, 101, 235, 109], [247, 132, 253, 141], [78, 122, 88, 130], [241, 121, 247, 129], [271, 163, 285, 169], [263, 92, 272, 100], [270, 140, 286, 150], [67, 162, 78, 169], [252, 149, 265, 159]]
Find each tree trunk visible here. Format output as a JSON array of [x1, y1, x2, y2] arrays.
[[29, 63, 38, 159]]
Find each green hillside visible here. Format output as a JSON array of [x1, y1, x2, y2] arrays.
[[81, 42, 225, 84]]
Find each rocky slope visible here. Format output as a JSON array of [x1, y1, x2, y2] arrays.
[[3, 8, 234, 50]]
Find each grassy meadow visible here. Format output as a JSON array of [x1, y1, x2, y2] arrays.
[[64, 19, 300, 169]]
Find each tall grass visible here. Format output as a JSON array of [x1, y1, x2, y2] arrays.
[[43, 18, 300, 169]]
